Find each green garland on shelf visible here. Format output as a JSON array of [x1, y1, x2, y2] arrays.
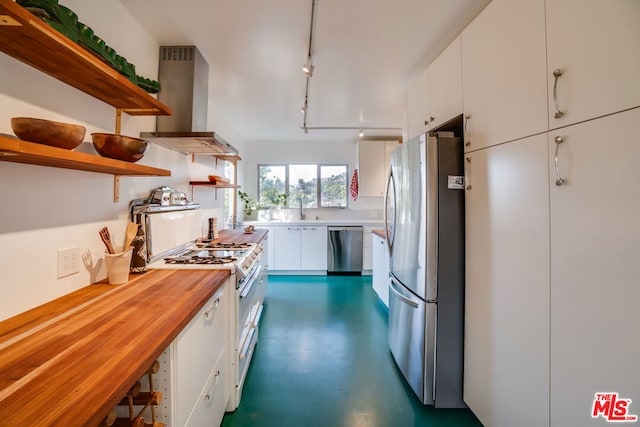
[[17, 0, 161, 94]]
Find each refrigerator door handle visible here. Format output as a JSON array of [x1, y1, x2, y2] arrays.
[[390, 277, 419, 309], [383, 167, 396, 256]]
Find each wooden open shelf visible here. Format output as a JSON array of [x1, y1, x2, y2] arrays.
[[0, 135, 170, 177], [189, 181, 239, 189], [212, 154, 241, 162], [0, 2, 171, 115]]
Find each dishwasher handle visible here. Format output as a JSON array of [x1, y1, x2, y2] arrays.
[[327, 226, 363, 232]]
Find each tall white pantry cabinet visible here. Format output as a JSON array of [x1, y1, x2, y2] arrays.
[[454, 0, 640, 426]]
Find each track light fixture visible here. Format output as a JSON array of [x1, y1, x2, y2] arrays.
[[359, 129, 364, 138], [302, 57, 314, 77], [301, 0, 316, 133]]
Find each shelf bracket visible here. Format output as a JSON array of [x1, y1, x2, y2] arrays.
[[115, 109, 123, 135], [114, 175, 120, 202]]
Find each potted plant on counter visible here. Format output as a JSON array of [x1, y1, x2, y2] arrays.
[[239, 191, 289, 221], [238, 191, 262, 219]]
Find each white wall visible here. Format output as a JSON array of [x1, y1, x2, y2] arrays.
[[241, 140, 384, 222], [0, 1, 231, 320]]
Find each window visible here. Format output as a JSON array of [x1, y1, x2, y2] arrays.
[[258, 164, 348, 208]]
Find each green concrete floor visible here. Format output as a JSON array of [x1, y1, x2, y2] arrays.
[[221, 275, 482, 427]]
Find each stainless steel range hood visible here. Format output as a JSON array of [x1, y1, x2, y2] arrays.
[[141, 46, 238, 156]]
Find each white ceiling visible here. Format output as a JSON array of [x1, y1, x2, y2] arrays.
[[119, 0, 490, 143]]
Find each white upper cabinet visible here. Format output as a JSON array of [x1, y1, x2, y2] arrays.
[[406, 67, 430, 140], [545, 0, 640, 128], [428, 36, 463, 130], [358, 140, 400, 197], [461, 0, 548, 151]]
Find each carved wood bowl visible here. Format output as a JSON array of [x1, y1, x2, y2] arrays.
[[11, 117, 86, 149], [91, 133, 148, 163]]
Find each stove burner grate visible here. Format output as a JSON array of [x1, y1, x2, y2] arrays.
[[196, 241, 252, 250], [164, 255, 237, 265]]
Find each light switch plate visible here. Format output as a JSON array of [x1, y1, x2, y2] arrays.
[[57, 247, 80, 279]]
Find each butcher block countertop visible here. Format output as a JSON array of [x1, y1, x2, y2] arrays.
[[372, 229, 386, 239], [0, 228, 266, 426], [0, 269, 230, 426], [217, 227, 267, 243]]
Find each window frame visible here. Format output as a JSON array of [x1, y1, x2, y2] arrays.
[[257, 163, 349, 209]]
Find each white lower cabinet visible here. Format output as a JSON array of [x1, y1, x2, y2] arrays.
[[464, 134, 550, 427], [548, 108, 640, 427], [184, 347, 228, 427], [362, 226, 377, 272], [261, 226, 274, 270], [273, 226, 301, 270], [155, 280, 230, 427], [371, 234, 389, 307], [464, 107, 640, 427], [272, 225, 327, 271], [300, 226, 328, 270]]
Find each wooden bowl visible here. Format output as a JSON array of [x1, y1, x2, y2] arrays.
[[11, 117, 86, 149], [91, 133, 148, 163]]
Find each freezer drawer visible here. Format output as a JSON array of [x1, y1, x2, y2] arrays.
[[327, 226, 363, 273], [388, 276, 436, 405]]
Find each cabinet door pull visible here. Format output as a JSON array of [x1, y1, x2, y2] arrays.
[[465, 157, 472, 190], [464, 115, 471, 147], [554, 136, 565, 186], [553, 69, 564, 119], [204, 370, 221, 401], [204, 297, 220, 319]]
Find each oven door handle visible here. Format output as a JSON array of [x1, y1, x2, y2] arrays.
[[239, 265, 262, 298], [240, 327, 257, 359], [251, 304, 264, 328]]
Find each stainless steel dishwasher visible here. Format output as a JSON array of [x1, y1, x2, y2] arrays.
[[327, 226, 363, 274]]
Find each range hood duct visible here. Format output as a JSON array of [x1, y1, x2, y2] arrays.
[[141, 46, 238, 156]]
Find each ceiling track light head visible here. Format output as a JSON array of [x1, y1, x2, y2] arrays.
[[302, 60, 314, 77]]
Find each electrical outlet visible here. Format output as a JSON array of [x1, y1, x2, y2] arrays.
[[57, 247, 80, 279]]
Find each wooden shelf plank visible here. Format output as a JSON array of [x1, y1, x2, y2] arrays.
[[189, 181, 239, 189], [213, 154, 241, 162], [0, 135, 171, 176], [0, 2, 171, 115]]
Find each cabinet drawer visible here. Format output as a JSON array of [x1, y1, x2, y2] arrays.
[[184, 346, 229, 427], [175, 284, 228, 426]]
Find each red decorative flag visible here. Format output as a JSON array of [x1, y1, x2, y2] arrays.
[[350, 169, 359, 201]]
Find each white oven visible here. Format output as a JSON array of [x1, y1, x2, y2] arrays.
[[132, 199, 267, 413]]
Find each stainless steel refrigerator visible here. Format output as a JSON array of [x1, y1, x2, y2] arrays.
[[384, 132, 465, 407]]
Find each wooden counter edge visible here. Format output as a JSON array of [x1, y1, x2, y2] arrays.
[[0, 269, 231, 426]]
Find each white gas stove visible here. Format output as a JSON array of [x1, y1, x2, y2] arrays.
[[146, 241, 262, 281], [131, 197, 267, 412]]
